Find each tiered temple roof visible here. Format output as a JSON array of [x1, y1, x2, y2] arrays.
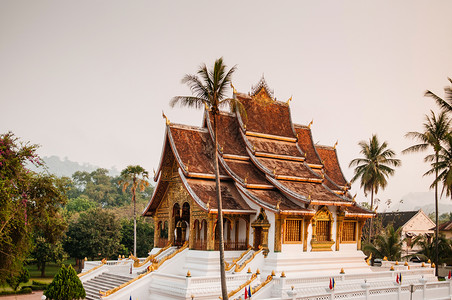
[[143, 79, 372, 218]]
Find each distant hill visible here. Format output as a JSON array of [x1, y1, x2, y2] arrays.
[[386, 191, 452, 215], [30, 155, 120, 177]]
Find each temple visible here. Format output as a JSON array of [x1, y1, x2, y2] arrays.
[[80, 78, 444, 300], [142, 77, 373, 256]]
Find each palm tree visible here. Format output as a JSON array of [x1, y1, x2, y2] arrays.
[[119, 165, 149, 257], [410, 235, 452, 265], [425, 134, 452, 197], [403, 110, 451, 276], [170, 57, 244, 300], [363, 224, 403, 261], [425, 77, 452, 112], [349, 135, 401, 240]]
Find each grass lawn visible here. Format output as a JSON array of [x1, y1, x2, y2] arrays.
[[0, 258, 77, 293]]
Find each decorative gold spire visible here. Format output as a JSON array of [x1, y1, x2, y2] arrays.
[[286, 96, 292, 105], [230, 82, 237, 94], [333, 140, 338, 149], [308, 119, 314, 129], [276, 200, 281, 211], [162, 111, 170, 125], [273, 168, 276, 176], [352, 194, 357, 202]]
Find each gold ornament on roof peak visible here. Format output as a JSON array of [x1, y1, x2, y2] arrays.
[[162, 111, 170, 125], [230, 82, 237, 94], [308, 119, 314, 129], [286, 96, 292, 105], [334, 140, 338, 149]]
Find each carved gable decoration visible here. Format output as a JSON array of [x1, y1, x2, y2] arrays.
[[314, 206, 333, 221], [251, 76, 275, 104], [252, 208, 270, 228]]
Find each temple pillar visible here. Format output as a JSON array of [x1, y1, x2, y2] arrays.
[[357, 219, 365, 250], [207, 214, 215, 251], [274, 214, 282, 252], [189, 217, 195, 250], [168, 214, 175, 245], [154, 216, 160, 248], [245, 219, 250, 247], [336, 214, 344, 251], [262, 225, 270, 256], [303, 217, 311, 252]]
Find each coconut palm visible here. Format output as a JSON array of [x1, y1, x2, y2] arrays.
[[403, 110, 451, 275], [410, 235, 452, 265], [363, 224, 403, 261], [425, 134, 452, 197], [349, 135, 401, 240], [425, 77, 452, 112], [119, 165, 149, 257], [170, 57, 244, 300]]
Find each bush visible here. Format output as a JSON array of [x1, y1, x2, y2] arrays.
[[44, 265, 85, 300], [18, 287, 32, 294]]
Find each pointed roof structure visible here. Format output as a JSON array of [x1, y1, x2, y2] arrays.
[[143, 78, 372, 218]]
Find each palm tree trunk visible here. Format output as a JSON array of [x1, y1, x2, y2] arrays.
[[368, 187, 374, 243], [133, 183, 137, 257], [213, 113, 228, 300], [435, 155, 439, 276]]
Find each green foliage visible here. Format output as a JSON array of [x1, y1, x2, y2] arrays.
[[363, 224, 403, 261], [411, 235, 452, 265], [44, 265, 85, 300], [6, 266, 29, 291], [120, 217, 154, 257], [0, 132, 41, 283], [31, 236, 66, 277], [65, 195, 98, 213], [64, 208, 122, 260]]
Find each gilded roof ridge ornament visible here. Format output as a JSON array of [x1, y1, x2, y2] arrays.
[[250, 74, 275, 99], [230, 82, 237, 94], [333, 140, 338, 149], [352, 194, 357, 202], [162, 111, 170, 125], [308, 119, 314, 129], [286, 95, 292, 105]]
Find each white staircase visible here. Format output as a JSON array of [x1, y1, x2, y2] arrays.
[[83, 273, 133, 300]]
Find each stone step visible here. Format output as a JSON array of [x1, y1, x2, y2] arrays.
[[89, 277, 127, 288]]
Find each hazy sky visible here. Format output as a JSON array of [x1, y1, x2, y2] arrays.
[[1, 1, 452, 210]]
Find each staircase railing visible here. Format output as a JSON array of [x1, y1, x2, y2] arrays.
[[220, 273, 257, 300], [78, 259, 106, 278], [131, 242, 172, 268], [250, 275, 273, 295], [100, 241, 188, 297], [235, 247, 263, 273], [225, 247, 252, 272]]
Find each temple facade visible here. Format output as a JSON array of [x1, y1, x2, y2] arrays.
[[142, 78, 373, 256]]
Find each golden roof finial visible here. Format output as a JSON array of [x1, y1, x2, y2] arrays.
[[308, 194, 311, 200], [276, 200, 281, 211], [286, 96, 292, 105], [206, 201, 210, 210], [244, 176, 248, 185], [308, 119, 314, 129], [230, 82, 237, 94], [162, 111, 170, 125], [352, 194, 357, 202], [153, 168, 156, 177], [273, 168, 276, 176], [334, 140, 338, 149]]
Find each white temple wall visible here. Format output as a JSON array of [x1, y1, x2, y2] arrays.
[[332, 207, 338, 251], [238, 218, 247, 241], [267, 210, 275, 253]]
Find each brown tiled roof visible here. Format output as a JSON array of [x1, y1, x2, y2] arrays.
[[222, 158, 269, 186], [294, 125, 322, 166], [169, 125, 227, 176], [247, 136, 302, 158], [184, 178, 253, 213], [345, 205, 374, 217], [315, 145, 348, 187], [254, 157, 318, 179], [273, 179, 351, 204], [236, 93, 295, 138], [207, 112, 248, 157], [439, 221, 452, 231]]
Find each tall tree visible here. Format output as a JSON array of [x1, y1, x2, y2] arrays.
[[119, 165, 149, 257], [349, 135, 401, 241], [403, 110, 451, 276], [0, 132, 42, 283], [170, 57, 244, 300]]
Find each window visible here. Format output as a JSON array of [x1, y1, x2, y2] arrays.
[[284, 219, 302, 243], [316, 220, 330, 241], [341, 221, 356, 242]]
